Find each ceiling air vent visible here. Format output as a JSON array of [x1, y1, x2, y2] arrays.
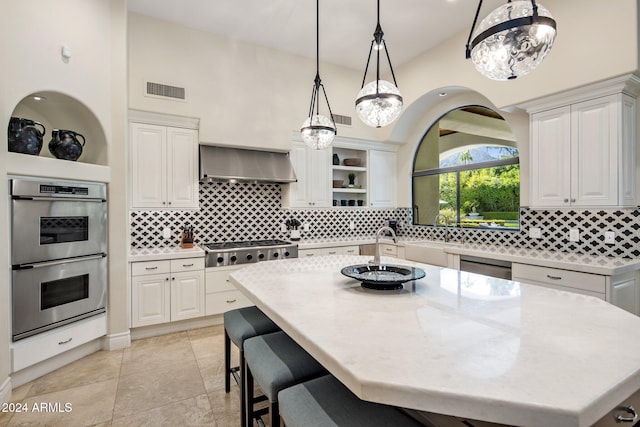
[[332, 114, 352, 127], [145, 81, 186, 101]]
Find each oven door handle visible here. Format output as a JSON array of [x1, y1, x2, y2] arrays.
[[12, 196, 106, 203], [13, 253, 107, 270]]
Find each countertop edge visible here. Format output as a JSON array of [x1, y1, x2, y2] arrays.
[[128, 247, 205, 262], [444, 246, 640, 276]]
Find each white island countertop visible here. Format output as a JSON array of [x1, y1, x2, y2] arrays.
[[231, 255, 640, 427]]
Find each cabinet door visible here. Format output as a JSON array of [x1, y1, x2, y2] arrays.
[[167, 127, 199, 208], [571, 96, 618, 206], [530, 106, 571, 207], [131, 273, 170, 327], [309, 147, 332, 208], [287, 142, 331, 208], [610, 272, 639, 316], [171, 270, 205, 321], [287, 142, 311, 207], [130, 123, 167, 208], [369, 150, 396, 207]]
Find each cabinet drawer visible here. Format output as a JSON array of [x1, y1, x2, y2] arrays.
[[132, 260, 171, 276], [299, 249, 322, 258], [324, 248, 342, 256], [379, 243, 398, 257], [11, 314, 106, 372], [206, 290, 253, 316], [170, 257, 204, 273], [592, 387, 640, 426], [513, 263, 606, 293], [206, 271, 236, 293], [342, 245, 360, 255]]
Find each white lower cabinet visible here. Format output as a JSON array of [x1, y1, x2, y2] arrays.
[[131, 257, 205, 327], [205, 265, 252, 316], [512, 263, 640, 315]]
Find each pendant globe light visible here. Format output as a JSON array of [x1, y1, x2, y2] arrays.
[[465, 0, 557, 81], [300, 0, 336, 150], [355, 0, 403, 128]]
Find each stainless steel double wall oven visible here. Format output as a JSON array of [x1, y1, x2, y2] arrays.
[[10, 178, 108, 341]]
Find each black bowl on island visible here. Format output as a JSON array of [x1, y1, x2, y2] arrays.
[[341, 264, 426, 290]]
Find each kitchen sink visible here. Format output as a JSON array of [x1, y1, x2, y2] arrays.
[[404, 241, 462, 268]]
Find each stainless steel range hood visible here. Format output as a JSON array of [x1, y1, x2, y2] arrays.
[[199, 145, 297, 183]]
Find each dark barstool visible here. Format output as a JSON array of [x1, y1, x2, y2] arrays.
[[244, 331, 327, 427], [279, 374, 424, 426], [224, 306, 280, 427]]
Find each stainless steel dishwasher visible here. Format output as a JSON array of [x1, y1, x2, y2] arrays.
[[459, 255, 512, 280]]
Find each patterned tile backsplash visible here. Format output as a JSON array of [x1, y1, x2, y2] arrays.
[[130, 182, 640, 259]]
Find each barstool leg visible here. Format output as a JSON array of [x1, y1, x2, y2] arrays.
[[269, 401, 280, 427], [224, 329, 231, 393], [244, 358, 253, 427], [240, 350, 246, 427]]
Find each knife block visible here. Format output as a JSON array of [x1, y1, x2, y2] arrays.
[[180, 232, 194, 249]]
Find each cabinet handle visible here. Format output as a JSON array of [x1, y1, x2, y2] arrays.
[[145, 266, 158, 270], [615, 406, 637, 423], [168, 201, 172, 205], [305, 253, 314, 257], [570, 198, 576, 203], [162, 201, 167, 205], [327, 251, 337, 255], [546, 275, 562, 280], [563, 198, 569, 203], [171, 277, 175, 280], [226, 299, 237, 304], [182, 263, 194, 267], [58, 338, 73, 345], [165, 277, 169, 281]]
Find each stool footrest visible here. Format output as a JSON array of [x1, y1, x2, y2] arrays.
[[230, 366, 240, 386]]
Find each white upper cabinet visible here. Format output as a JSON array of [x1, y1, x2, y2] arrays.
[[284, 140, 332, 208], [284, 133, 398, 209], [526, 76, 638, 208], [368, 149, 397, 208], [130, 122, 199, 209]]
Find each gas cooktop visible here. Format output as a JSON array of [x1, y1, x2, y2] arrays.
[[203, 239, 298, 267]]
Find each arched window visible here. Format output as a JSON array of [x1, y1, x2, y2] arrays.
[[412, 106, 520, 230]]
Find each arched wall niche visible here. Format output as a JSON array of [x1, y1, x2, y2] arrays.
[[391, 86, 530, 207], [9, 91, 108, 166]]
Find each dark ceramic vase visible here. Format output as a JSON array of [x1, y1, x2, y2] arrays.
[[8, 117, 45, 155], [49, 129, 85, 161]]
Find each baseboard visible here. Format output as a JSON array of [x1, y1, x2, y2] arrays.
[[130, 315, 223, 341], [11, 339, 102, 388], [0, 377, 12, 403], [103, 330, 131, 351]]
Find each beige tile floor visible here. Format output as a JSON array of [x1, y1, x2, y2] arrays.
[[1, 324, 247, 427]]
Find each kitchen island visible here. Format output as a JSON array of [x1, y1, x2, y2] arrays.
[[230, 255, 640, 427]]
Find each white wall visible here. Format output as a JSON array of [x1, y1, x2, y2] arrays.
[[128, 13, 380, 151]]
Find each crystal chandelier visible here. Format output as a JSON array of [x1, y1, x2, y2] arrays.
[[300, 0, 336, 150], [465, 0, 557, 81], [355, 0, 403, 128]]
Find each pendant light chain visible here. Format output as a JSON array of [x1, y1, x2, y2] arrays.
[[355, 0, 403, 128], [300, 0, 336, 149]]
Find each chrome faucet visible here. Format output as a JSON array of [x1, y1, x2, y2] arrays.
[[433, 214, 450, 243], [372, 226, 397, 265]]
